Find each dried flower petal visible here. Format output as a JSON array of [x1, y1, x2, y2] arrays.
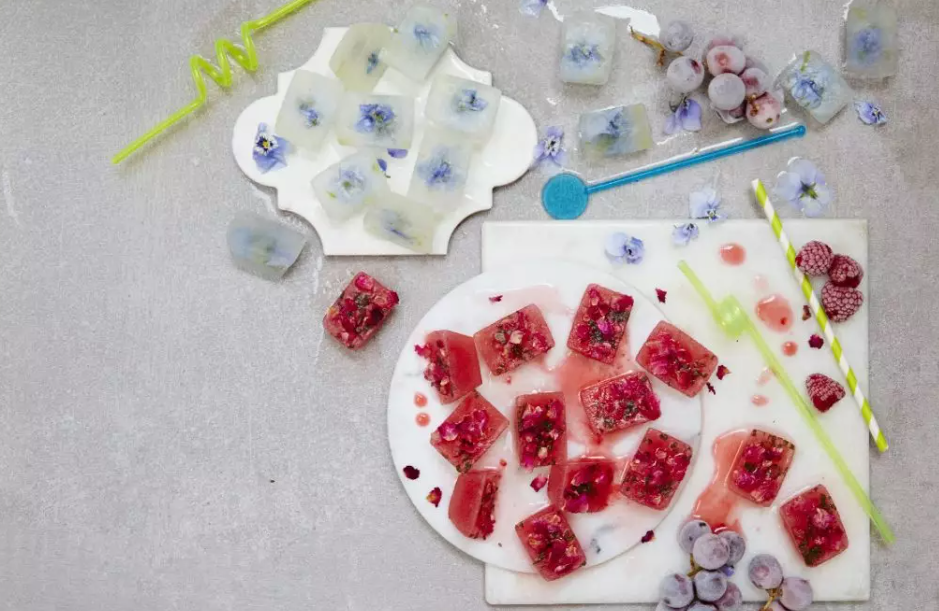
[[426, 486, 442, 507], [802, 305, 812, 321], [489, 294, 503, 303], [656, 288, 667, 303], [706, 382, 716, 395], [716, 364, 730, 380], [530, 475, 548, 492], [808, 334, 824, 349], [641, 529, 655, 543], [403, 466, 420, 480]]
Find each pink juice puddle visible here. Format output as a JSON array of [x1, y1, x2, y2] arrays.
[[751, 394, 770, 407], [692, 429, 749, 533], [782, 341, 798, 356], [757, 367, 774, 385], [755, 294, 794, 332], [720, 243, 746, 266]]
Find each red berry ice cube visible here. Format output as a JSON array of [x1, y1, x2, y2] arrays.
[[636, 321, 719, 397], [516, 392, 567, 471], [323, 272, 399, 349], [567, 284, 634, 364], [415, 330, 482, 405], [430, 391, 509, 473], [620, 428, 693, 511], [780, 484, 850, 567], [448, 469, 501, 539], [515, 505, 587, 581], [474, 304, 555, 376], [547, 458, 616, 513], [578, 371, 661, 437], [727, 429, 796, 506]]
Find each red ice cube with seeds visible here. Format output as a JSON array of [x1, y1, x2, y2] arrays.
[[323, 272, 399, 349], [415, 330, 482, 405], [727, 429, 796, 506], [567, 284, 634, 364], [430, 391, 509, 473], [474, 304, 555, 376], [515, 505, 587, 581], [780, 484, 850, 567], [547, 458, 616, 513], [620, 428, 693, 511], [579, 371, 661, 436], [636, 321, 719, 397], [448, 469, 501, 539], [515, 392, 567, 471]]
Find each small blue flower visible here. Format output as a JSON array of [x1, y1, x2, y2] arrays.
[[672, 223, 700, 246], [355, 103, 396, 135], [665, 97, 702, 135], [519, 0, 548, 17], [605, 232, 645, 265], [531, 126, 566, 174], [413, 23, 440, 51], [326, 167, 367, 202], [377, 158, 389, 174], [773, 158, 832, 218], [851, 27, 883, 66], [789, 72, 825, 110], [298, 101, 320, 128], [416, 148, 462, 190], [689, 187, 724, 222], [567, 42, 603, 66], [855, 100, 888, 126], [719, 566, 735, 578], [365, 51, 381, 75], [379, 209, 412, 242], [387, 148, 408, 159], [252, 123, 288, 173], [454, 88, 488, 113]]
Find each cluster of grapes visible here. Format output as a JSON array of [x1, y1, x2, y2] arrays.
[[748, 554, 814, 611], [656, 519, 745, 611], [659, 20, 782, 129]]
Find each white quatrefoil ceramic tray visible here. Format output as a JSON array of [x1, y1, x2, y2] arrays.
[[232, 27, 538, 256]]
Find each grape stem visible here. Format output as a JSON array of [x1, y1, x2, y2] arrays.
[[686, 555, 703, 578], [628, 27, 680, 65], [760, 587, 782, 610]]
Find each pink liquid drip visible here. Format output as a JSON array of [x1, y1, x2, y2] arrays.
[[754, 274, 770, 292], [755, 294, 794, 332], [757, 367, 774, 385], [782, 341, 798, 356], [751, 394, 770, 407], [719, 243, 746, 266], [414, 392, 428, 408], [415, 413, 430, 427], [692, 430, 748, 532]]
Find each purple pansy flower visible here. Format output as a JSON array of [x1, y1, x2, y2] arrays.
[[355, 103, 396, 135], [605, 232, 645, 265], [519, 0, 548, 17], [689, 187, 724, 222], [665, 97, 702, 135], [851, 27, 883, 66], [455, 89, 488, 113], [532, 126, 567, 174], [773, 158, 832, 217], [672, 223, 700, 246], [568, 42, 603, 66], [252, 123, 288, 173], [298, 102, 320, 128], [855, 101, 887, 126], [417, 148, 462, 191]]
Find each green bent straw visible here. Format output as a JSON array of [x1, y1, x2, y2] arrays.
[[678, 261, 894, 544], [112, 0, 317, 165]]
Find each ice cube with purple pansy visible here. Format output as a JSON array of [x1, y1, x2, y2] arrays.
[[408, 131, 474, 207], [363, 193, 440, 253], [844, 1, 897, 79], [336, 93, 414, 149], [425, 75, 501, 146], [383, 5, 457, 81], [329, 23, 391, 93], [559, 12, 616, 85], [312, 152, 390, 223], [578, 104, 653, 160], [274, 71, 343, 153], [776, 51, 852, 124]]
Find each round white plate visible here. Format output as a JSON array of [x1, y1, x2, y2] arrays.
[[387, 261, 703, 573]]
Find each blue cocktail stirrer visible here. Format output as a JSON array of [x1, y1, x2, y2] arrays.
[[542, 123, 806, 219]]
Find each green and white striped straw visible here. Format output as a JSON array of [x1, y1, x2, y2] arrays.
[[752, 179, 888, 453]]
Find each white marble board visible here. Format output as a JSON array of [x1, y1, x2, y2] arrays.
[[481, 220, 870, 605]]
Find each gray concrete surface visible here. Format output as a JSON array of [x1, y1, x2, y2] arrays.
[[0, 0, 936, 609]]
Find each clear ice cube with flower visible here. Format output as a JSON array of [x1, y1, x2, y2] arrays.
[[776, 51, 852, 124], [336, 93, 414, 149], [329, 23, 391, 93], [578, 104, 653, 160], [425, 75, 502, 146], [274, 71, 343, 153], [559, 12, 616, 85], [408, 130, 474, 207], [844, 1, 898, 79], [382, 5, 457, 81], [311, 152, 390, 223], [363, 193, 440, 253]]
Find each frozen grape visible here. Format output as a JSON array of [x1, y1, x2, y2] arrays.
[[740, 67, 769, 97], [779, 577, 814, 611], [666, 57, 705, 94], [706, 45, 746, 76], [693, 570, 728, 602], [661, 20, 694, 52], [704, 35, 738, 54], [692, 533, 730, 570], [654, 603, 680, 611], [679, 519, 712, 553], [718, 531, 746, 566], [660, 573, 694, 608], [745, 93, 782, 129], [708, 74, 746, 110], [687, 603, 717, 611], [714, 582, 742, 611], [748, 554, 783, 589]]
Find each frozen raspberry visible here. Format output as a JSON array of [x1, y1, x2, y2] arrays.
[[821, 283, 863, 322], [794, 241, 833, 276], [808, 334, 824, 349], [829, 254, 864, 288], [806, 374, 845, 412]]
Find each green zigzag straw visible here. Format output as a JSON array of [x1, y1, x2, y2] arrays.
[[112, 0, 317, 165], [678, 261, 894, 544]]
